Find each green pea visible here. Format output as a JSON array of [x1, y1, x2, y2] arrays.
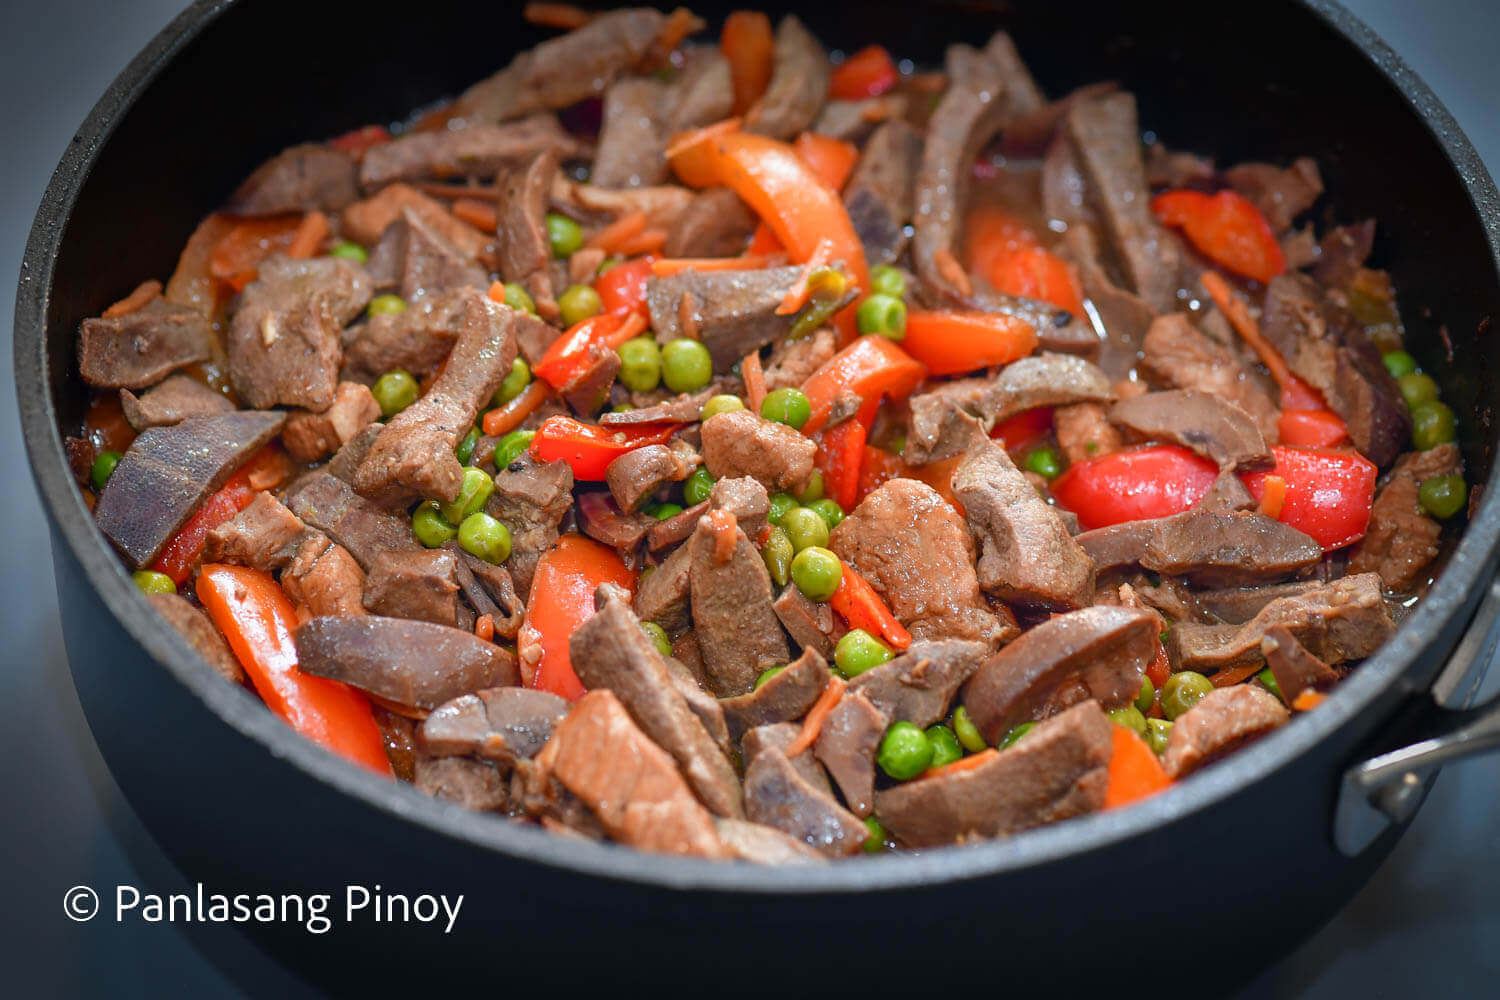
[[998, 721, 1035, 749], [492, 357, 531, 407], [761, 526, 794, 589], [613, 336, 662, 394], [558, 283, 603, 327], [755, 666, 785, 690], [700, 393, 746, 421], [493, 429, 536, 470], [455, 427, 481, 466], [545, 212, 583, 258], [1257, 667, 1284, 703], [767, 492, 798, 526], [412, 502, 458, 548], [796, 470, 825, 505], [925, 724, 963, 769], [641, 621, 672, 657], [1411, 400, 1456, 450], [835, 628, 892, 678], [1382, 350, 1418, 378], [683, 466, 716, 506], [439, 466, 495, 524], [661, 338, 714, 393], [782, 506, 830, 552], [372, 369, 419, 417], [888, 432, 906, 456], [877, 721, 934, 780], [1161, 671, 1214, 720], [790, 546, 842, 602], [1108, 705, 1148, 736], [1419, 474, 1467, 519], [90, 450, 122, 492], [131, 570, 176, 595], [807, 498, 845, 530], [1135, 676, 1155, 715], [646, 502, 684, 520], [869, 264, 906, 300], [952, 705, 987, 753], [1397, 372, 1440, 410], [861, 816, 887, 853], [367, 293, 407, 318], [328, 240, 368, 263], [458, 511, 511, 564], [598, 256, 623, 275], [760, 387, 812, 430], [1026, 446, 1062, 480], [855, 292, 907, 339], [503, 282, 537, 315], [1144, 718, 1173, 755]]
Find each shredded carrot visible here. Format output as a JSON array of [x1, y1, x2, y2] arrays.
[[706, 508, 738, 564], [523, 2, 592, 29], [585, 210, 647, 253], [933, 248, 973, 297], [1210, 661, 1266, 689], [776, 238, 836, 315], [1200, 270, 1297, 389], [286, 211, 330, 259], [741, 349, 766, 413], [487, 280, 508, 305], [652, 254, 775, 277], [1292, 690, 1328, 712], [614, 227, 669, 257], [482, 380, 551, 437], [451, 198, 497, 232], [416, 181, 500, 200], [102, 279, 162, 318], [652, 7, 703, 62], [475, 614, 495, 642], [920, 748, 997, 780], [1260, 473, 1287, 520], [784, 676, 847, 758]]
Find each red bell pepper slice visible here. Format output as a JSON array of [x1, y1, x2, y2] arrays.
[[1153, 190, 1286, 284], [209, 215, 303, 292], [328, 124, 390, 157], [1051, 445, 1220, 531], [1242, 446, 1376, 551], [532, 312, 646, 390], [529, 416, 681, 481], [1277, 407, 1349, 448], [966, 206, 1084, 315], [197, 564, 391, 776], [815, 417, 868, 512], [800, 335, 926, 436], [829, 45, 899, 100], [791, 132, 860, 191], [150, 444, 283, 584], [518, 535, 636, 700], [721, 11, 774, 115], [901, 310, 1039, 376], [594, 256, 656, 319], [990, 407, 1054, 455], [830, 563, 912, 651]]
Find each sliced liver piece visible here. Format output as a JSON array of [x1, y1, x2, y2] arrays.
[[743, 15, 830, 140], [295, 615, 518, 711], [719, 648, 832, 744], [647, 500, 709, 551], [341, 288, 468, 383], [447, 543, 526, 639], [773, 586, 845, 659], [367, 206, 488, 302], [715, 818, 826, 864], [340, 183, 491, 257], [812, 94, 908, 144], [646, 266, 802, 369], [280, 381, 381, 463], [744, 747, 866, 858], [606, 443, 694, 513], [851, 639, 989, 728], [962, 605, 1156, 743], [78, 298, 215, 390], [764, 329, 836, 392], [688, 515, 790, 696], [875, 700, 1114, 847], [812, 688, 887, 818], [1161, 685, 1290, 779], [665, 187, 758, 258], [414, 756, 510, 811], [1224, 158, 1323, 233], [205, 491, 312, 572], [1140, 314, 1280, 442], [280, 534, 367, 618], [226, 143, 358, 216], [549, 176, 694, 232], [486, 456, 574, 600], [593, 49, 733, 188], [1313, 220, 1377, 289], [148, 592, 244, 684], [1349, 444, 1461, 591], [420, 687, 569, 766], [708, 475, 770, 540], [576, 490, 654, 550], [843, 120, 923, 267], [359, 114, 586, 189], [1195, 579, 1329, 624], [496, 151, 561, 323], [742, 722, 831, 794], [1058, 222, 1152, 379], [283, 470, 418, 571], [361, 548, 465, 627], [700, 409, 817, 494], [599, 386, 724, 426], [1077, 509, 1322, 588], [1110, 390, 1271, 471], [1261, 624, 1340, 705], [119, 375, 234, 431], [1053, 401, 1121, 465], [634, 543, 693, 633], [94, 411, 285, 568]]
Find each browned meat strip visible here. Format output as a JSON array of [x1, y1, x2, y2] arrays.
[[962, 606, 1156, 744], [1195, 579, 1327, 624], [606, 442, 695, 513], [296, 615, 518, 711], [634, 543, 693, 633], [283, 471, 418, 571], [497, 152, 561, 323], [1170, 573, 1394, 673], [700, 409, 817, 494], [372, 707, 418, 781], [359, 115, 586, 189], [447, 543, 526, 639], [1261, 624, 1340, 705], [486, 456, 574, 600], [764, 328, 836, 392], [327, 427, 384, 486], [714, 818, 825, 864], [148, 592, 244, 684], [719, 648, 832, 744], [647, 500, 709, 550], [812, 689, 886, 818], [744, 747, 866, 858], [875, 700, 1114, 847], [549, 176, 695, 232], [743, 15, 830, 140], [1145, 142, 1216, 189], [1349, 445, 1461, 591], [851, 639, 989, 728], [1161, 685, 1290, 779], [1110, 390, 1272, 471], [1224, 158, 1323, 233], [707, 476, 770, 540], [227, 255, 373, 410], [772, 586, 845, 659], [688, 514, 790, 696], [1000, 81, 1119, 159], [341, 183, 491, 256], [204, 492, 311, 571], [665, 187, 758, 258], [78, 298, 215, 390], [1058, 223, 1154, 379], [414, 756, 509, 811], [361, 549, 466, 628], [341, 288, 469, 383], [421, 687, 570, 766], [226, 143, 358, 216], [1053, 402, 1121, 465], [812, 94, 908, 143], [646, 266, 803, 369], [119, 375, 234, 431], [353, 291, 516, 506], [281, 381, 381, 463], [599, 382, 740, 426], [366, 206, 488, 301], [1078, 508, 1321, 587], [1140, 314, 1281, 441], [576, 490, 653, 550], [280, 534, 367, 618], [953, 435, 1095, 609], [843, 120, 923, 266], [94, 411, 284, 568], [742, 723, 831, 794], [593, 49, 733, 188], [830, 478, 1016, 646], [1313, 220, 1377, 288]]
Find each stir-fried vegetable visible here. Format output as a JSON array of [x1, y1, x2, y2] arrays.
[[519, 535, 636, 700]]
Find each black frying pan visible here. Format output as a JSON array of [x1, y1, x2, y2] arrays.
[[15, 0, 1500, 992]]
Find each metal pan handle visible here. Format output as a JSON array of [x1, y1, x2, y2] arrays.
[[1334, 577, 1500, 856]]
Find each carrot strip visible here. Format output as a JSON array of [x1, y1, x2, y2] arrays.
[[1201, 270, 1296, 388], [286, 211, 330, 259], [614, 227, 669, 256], [1210, 661, 1266, 689], [652, 7, 701, 61], [707, 509, 738, 564], [741, 349, 766, 413], [933, 248, 973, 297], [1259, 473, 1287, 520], [487, 280, 508, 304], [784, 676, 848, 759], [482, 380, 551, 437], [776, 237, 836, 315], [523, 2, 592, 28], [651, 254, 775, 276], [1292, 690, 1328, 712], [1103, 725, 1172, 809], [451, 198, 497, 232], [665, 116, 743, 187], [475, 614, 495, 642], [102, 279, 163, 318], [920, 748, 998, 780], [585, 209, 647, 252]]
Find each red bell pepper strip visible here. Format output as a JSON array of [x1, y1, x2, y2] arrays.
[[966, 206, 1084, 316], [532, 312, 647, 390], [1103, 724, 1172, 809], [150, 444, 283, 584], [529, 416, 681, 481], [1153, 190, 1286, 284], [792, 132, 860, 191], [1242, 446, 1376, 551], [800, 335, 926, 436], [209, 215, 304, 292], [900, 310, 1039, 376], [721, 11, 774, 115], [1278, 407, 1349, 448], [830, 562, 912, 651], [593, 256, 656, 319], [814, 417, 868, 512], [1051, 445, 1220, 531], [990, 406, 1054, 455], [829, 45, 899, 100], [196, 564, 391, 775], [1146, 642, 1171, 690], [328, 124, 390, 157], [518, 535, 636, 700]]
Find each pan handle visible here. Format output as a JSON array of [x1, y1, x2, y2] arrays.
[[1334, 577, 1500, 856]]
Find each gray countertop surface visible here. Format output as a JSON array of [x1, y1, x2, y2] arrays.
[[3, 1, 1496, 995]]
